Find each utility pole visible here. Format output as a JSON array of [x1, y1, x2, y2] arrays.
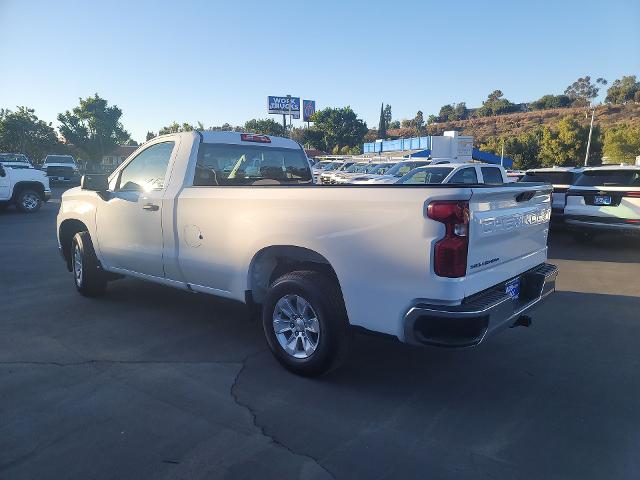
[[500, 139, 504, 167], [287, 94, 292, 130], [584, 107, 595, 166]]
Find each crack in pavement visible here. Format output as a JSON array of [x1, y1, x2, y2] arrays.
[[230, 352, 336, 480], [2, 353, 336, 479]]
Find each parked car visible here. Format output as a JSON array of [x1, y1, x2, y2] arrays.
[[348, 162, 398, 183], [42, 154, 80, 183], [57, 131, 557, 376], [506, 170, 526, 182], [397, 163, 508, 185], [521, 167, 584, 223], [332, 162, 377, 184], [319, 161, 355, 185], [564, 165, 640, 242], [0, 153, 35, 169], [0, 163, 51, 212], [312, 161, 342, 183], [362, 160, 432, 184]]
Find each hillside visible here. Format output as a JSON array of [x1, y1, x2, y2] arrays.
[[387, 103, 640, 144]]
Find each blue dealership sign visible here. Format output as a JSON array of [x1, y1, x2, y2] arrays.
[[268, 96, 300, 119]]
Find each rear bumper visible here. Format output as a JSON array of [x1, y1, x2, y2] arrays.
[[403, 263, 558, 347], [565, 216, 640, 235]]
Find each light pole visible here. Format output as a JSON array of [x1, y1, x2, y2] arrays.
[[584, 107, 595, 166], [286, 94, 292, 130]]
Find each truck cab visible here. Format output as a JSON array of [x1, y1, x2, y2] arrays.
[[0, 163, 51, 212], [42, 154, 79, 183]]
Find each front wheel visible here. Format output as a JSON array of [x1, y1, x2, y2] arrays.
[[71, 232, 107, 297], [262, 270, 350, 377], [16, 189, 42, 213]]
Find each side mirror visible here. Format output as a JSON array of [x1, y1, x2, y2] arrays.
[[81, 174, 109, 192]]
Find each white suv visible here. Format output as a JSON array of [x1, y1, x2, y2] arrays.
[[564, 165, 640, 241], [521, 167, 584, 223]]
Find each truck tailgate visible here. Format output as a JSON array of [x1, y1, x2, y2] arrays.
[[465, 183, 552, 296]]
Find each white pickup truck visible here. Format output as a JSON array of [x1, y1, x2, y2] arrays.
[[56, 131, 557, 376], [0, 163, 51, 212]]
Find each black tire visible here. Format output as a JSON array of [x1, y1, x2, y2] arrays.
[[573, 231, 594, 244], [71, 232, 107, 297], [262, 270, 350, 377], [15, 189, 42, 213]]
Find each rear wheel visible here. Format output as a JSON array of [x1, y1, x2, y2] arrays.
[[71, 232, 107, 297], [16, 189, 42, 213], [262, 271, 350, 377]]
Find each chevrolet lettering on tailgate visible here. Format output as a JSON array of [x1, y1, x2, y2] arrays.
[[480, 208, 551, 235]]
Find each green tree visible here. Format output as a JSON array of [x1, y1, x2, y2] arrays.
[[603, 124, 640, 164], [378, 102, 386, 139], [309, 106, 368, 152], [388, 120, 401, 129], [145, 131, 155, 141], [451, 102, 468, 120], [57, 94, 130, 165], [427, 115, 437, 124], [605, 75, 640, 104], [529, 94, 573, 110], [243, 118, 287, 137], [412, 110, 425, 131], [564, 76, 607, 106], [158, 122, 195, 135], [481, 128, 543, 170], [477, 90, 517, 117], [438, 104, 455, 121], [539, 116, 601, 166], [383, 104, 392, 126], [0, 106, 61, 162]]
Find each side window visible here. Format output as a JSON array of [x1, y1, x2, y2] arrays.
[[449, 167, 478, 184], [117, 142, 174, 191], [403, 171, 428, 184], [481, 167, 504, 184], [194, 143, 311, 186]]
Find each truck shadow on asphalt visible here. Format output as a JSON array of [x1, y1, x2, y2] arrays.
[[231, 289, 640, 478], [548, 229, 639, 263]]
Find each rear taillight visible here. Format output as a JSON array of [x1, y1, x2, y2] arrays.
[[427, 201, 469, 278], [241, 133, 271, 143], [625, 191, 640, 198]]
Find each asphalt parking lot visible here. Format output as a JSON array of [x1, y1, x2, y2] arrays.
[[1, 187, 639, 480]]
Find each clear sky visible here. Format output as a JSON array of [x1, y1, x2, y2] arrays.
[[1, 0, 638, 142]]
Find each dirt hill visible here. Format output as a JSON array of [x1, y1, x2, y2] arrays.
[[387, 103, 640, 144]]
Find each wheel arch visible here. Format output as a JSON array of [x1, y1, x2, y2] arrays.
[[247, 245, 343, 305], [11, 181, 45, 201], [59, 219, 89, 271]]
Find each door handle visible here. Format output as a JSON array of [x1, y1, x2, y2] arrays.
[[142, 203, 159, 211]]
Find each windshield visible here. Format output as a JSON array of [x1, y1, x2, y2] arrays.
[[45, 155, 75, 164], [0, 153, 30, 164], [370, 163, 395, 175], [521, 170, 577, 185], [574, 169, 640, 187], [398, 167, 453, 184], [336, 162, 354, 171], [385, 161, 431, 178], [323, 162, 344, 171], [344, 163, 366, 173], [314, 161, 332, 170]]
